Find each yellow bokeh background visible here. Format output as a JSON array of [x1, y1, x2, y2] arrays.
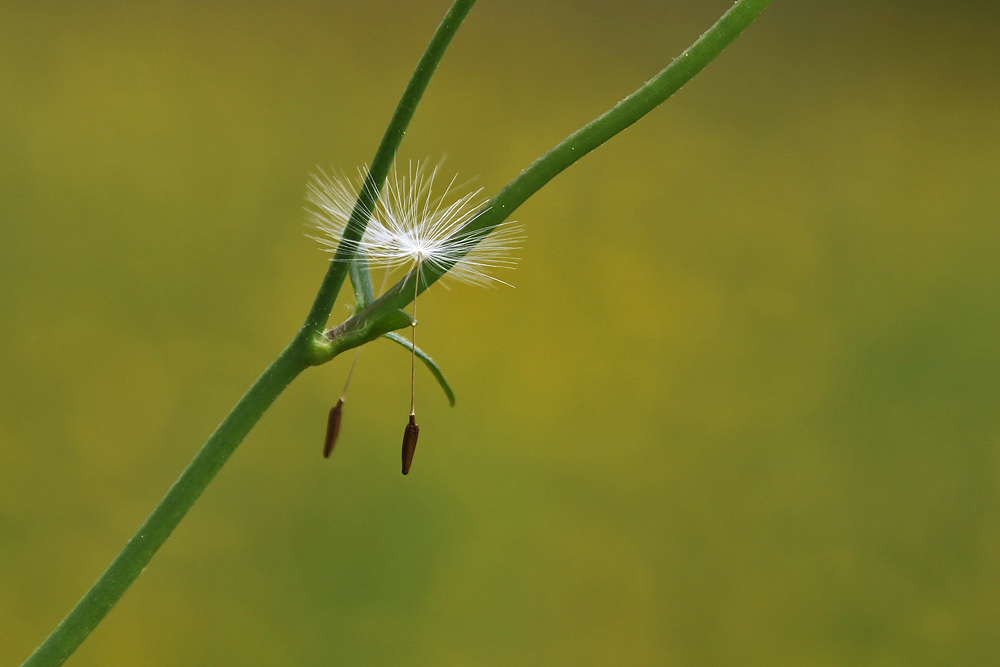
[[3, 1, 1000, 664]]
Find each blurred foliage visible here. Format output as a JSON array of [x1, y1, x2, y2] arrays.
[[2, 0, 1000, 665]]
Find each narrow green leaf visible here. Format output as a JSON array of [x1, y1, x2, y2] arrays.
[[382, 332, 456, 406], [372, 308, 415, 334], [350, 255, 375, 311]]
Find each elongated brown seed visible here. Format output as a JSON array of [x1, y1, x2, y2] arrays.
[[401, 414, 420, 475], [323, 398, 344, 458]]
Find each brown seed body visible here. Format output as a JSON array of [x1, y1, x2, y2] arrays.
[[401, 414, 420, 475], [323, 399, 344, 458]]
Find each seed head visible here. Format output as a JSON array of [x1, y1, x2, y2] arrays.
[[307, 160, 524, 287]]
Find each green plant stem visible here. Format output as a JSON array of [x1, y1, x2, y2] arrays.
[[21, 2, 477, 666], [478, 0, 772, 243], [329, 0, 773, 332], [21, 341, 309, 667], [22, 0, 770, 664], [303, 0, 478, 330]]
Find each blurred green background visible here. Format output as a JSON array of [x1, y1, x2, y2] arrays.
[[3, 0, 1000, 664]]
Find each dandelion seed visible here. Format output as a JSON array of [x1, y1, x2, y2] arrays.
[[318, 266, 392, 459], [401, 414, 419, 475], [307, 159, 524, 473], [323, 398, 343, 458], [307, 159, 524, 288]]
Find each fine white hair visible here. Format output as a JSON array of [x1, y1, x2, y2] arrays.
[[307, 159, 524, 288]]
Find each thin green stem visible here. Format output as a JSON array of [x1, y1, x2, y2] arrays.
[[21, 2, 478, 665], [303, 0, 478, 331], [22, 0, 771, 664], [334, 0, 773, 325], [474, 0, 772, 242], [21, 341, 309, 667]]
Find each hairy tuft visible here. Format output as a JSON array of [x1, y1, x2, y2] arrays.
[[307, 160, 524, 288]]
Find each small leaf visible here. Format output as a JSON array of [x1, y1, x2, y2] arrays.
[[372, 308, 415, 335], [349, 256, 376, 311], [382, 332, 456, 406]]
